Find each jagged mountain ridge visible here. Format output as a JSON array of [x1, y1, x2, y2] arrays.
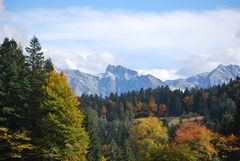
[[63, 65, 165, 97], [166, 64, 240, 90], [61, 64, 240, 96]]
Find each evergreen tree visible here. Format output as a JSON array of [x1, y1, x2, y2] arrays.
[[220, 112, 235, 135], [44, 57, 54, 73], [85, 109, 101, 161], [234, 80, 240, 136], [26, 36, 44, 74], [107, 139, 122, 161], [38, 71, 89, 160], [0, 38, 30, 130], [122, 140, 135, 161], [25, 36, 46, 131]]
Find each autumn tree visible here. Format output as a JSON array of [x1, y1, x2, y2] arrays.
[[159, 104, 168, 117], [37, 71, 89, 160], [175, 122, 216, 160], [212, 134, 240, 160], [148, 96, 157, 112], [128, 117, 168, 160], [101, 106, 107, 118], [0, 127, 34, 160]]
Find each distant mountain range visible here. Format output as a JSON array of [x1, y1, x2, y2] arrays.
[[60, 64, 240, 97], [166, 64, 240, 90]]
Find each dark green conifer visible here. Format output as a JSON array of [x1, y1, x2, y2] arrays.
[[0, 38, 30, 130]]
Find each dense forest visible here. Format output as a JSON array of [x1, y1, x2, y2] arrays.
[[78, 77, 240, 161], [0, 37, 240, 161]]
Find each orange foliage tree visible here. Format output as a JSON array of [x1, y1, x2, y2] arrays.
[[212, 134, 240, 160], [159, 104, 167, 117], [101, 106, 107, 118], [175, 122, 216, 160]]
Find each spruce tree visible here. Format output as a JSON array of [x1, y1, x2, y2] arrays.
[[0, 38, 30, 130], [44, 57, 54, 73], [85, 109, 101, 161], [25, 36, 53, 133], [25, 36, 45, 131]]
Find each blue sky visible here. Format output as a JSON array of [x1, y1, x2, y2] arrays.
[[1, 0, 240, 80], [5, 0, 240, 11]]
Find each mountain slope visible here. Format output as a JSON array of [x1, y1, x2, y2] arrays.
[[61, 64, 240, 96], [63, 65, 165, 97], [165, 64, 240, 90]]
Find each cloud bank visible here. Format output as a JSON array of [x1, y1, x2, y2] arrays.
[[1, 2, 240, 80], [137, 69, 182, 81]]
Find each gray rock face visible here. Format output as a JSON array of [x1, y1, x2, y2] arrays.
[[165, 64, 240, 90], [63, 69, 99, 96], [61, 64, 240, 96], [62, 65, 166, 97]]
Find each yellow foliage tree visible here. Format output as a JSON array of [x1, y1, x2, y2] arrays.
[[148, 96, 157, 112], [128, 117, 168, 160], [0, 127, 34, 160], [38, 71, 89, 161]]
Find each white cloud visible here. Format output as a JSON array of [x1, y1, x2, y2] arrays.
[[2, 24, 28, 44], [1, 4, 240, 76], [177, 46, 240, 76], [0, 0, 4, 14], [43, 47, 125, 74], [5, 8, 240, 53], [137, 69, 182, 81]]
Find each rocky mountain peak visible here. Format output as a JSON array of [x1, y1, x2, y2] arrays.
[[106, 64, 138, 80]]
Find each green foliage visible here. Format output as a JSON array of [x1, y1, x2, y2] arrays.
[[232, 78, 240, 136], [221, 112, 235, 135], [0, 38, 30, 130], [122, 140, 135, 161], [85, 109, 101, 161], [148, 145, 199, 161], [38, 71, 89, 160], [44, 57, 54, 73], [104, 139, 123, 161], [25, 36, 53, 132]]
